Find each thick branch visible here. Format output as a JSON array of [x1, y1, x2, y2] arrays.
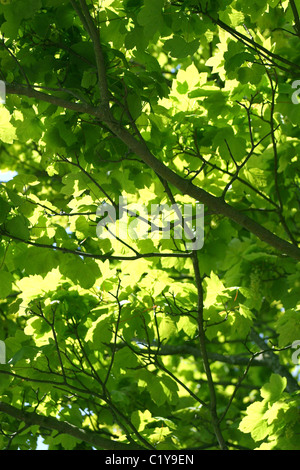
[[0, 401, 145, 450], [106, 123, 300, 261], [157, 344, 267, 366], [5, 83, 102, 117], [114, 341, 271, 367], [77, 0, 111, 108], [290, 0, 300, 36]]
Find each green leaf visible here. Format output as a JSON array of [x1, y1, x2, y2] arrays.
[[239, 304, 254, 320], [260, 374, 287, 402], [204, 272, 228, 308], [239, 401, 269, 441], [0, 374, 12, 393], [87, 313, 113, 346], [131, 409, 152, 432], [0, 270, 13, 298], [0, 107, 16, 143], [59, 255, 100, 289], [0, 197, 11, 223], [127, 92, 143, 120], [177, 316, 197, 337], [238, 64, 264, 85], [158, 316, 177, 341], [22, 247, 59, 275], [148, 377, 166, 406], [49, 433, 79, 450], [81, 69, 97, 89], [137, 0, 165, 38], [176, 80, 189, 94], [8, 345, 37, 365], [275, 310, 300, 347], [164, 36, 199, 58], [6, 215, 30, 240]]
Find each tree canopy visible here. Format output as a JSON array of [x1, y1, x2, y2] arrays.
[[0, 0, 300, 451]]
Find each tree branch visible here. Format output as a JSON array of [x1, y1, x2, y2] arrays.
[[205, 12, 300, 73], [191, 252, 228, 450], [0, 401, 145, 450], [0, 228, 191, 260], [249, 330, 300, 393], [71, 0, 112, 109], [5, 82, 103, 118], [151, 343, 269, 367], [106, 123, 300, 261], [290, 0, 300, 36]]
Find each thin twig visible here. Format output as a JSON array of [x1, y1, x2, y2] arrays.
[[192, 252, 228, 450]]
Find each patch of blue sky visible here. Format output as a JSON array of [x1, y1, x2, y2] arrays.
[[0, 170, 18, 182]]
